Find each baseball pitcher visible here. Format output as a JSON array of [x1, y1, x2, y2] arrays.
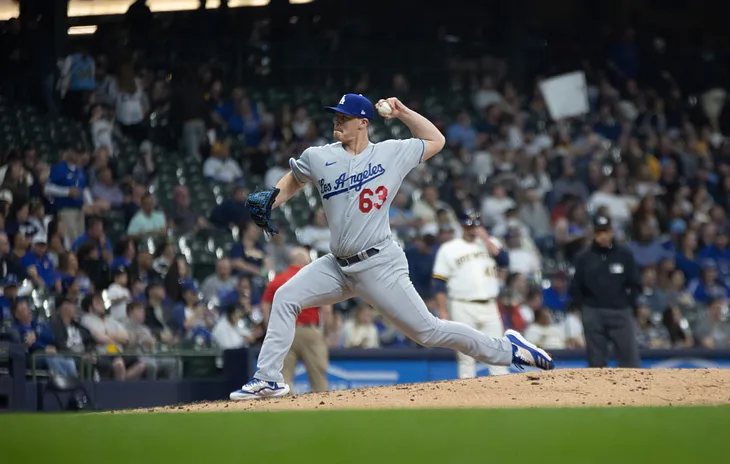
[[433, 210, 510, 378], [230, 94, 554, 400]]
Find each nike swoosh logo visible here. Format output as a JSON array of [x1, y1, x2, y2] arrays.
[[326, 161, 336, 166]]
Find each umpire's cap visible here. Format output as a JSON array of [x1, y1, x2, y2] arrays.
[[459, 209, 481, 227], [593, 214, 612, 231], [325, 94, 374, 120]]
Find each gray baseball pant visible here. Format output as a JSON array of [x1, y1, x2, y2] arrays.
[[255, 240, 514, 383]]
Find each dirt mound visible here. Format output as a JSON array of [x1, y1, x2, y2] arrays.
[[149, 369, 730, 413]]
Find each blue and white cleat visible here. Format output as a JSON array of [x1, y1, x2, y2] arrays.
[[505, 329, 555, 371], [229, 378, 291, 401]]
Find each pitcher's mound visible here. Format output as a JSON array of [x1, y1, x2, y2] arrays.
[[160, 368, 730, 413]]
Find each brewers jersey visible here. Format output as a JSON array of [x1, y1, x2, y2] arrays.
[[432, 237, 502, 300]]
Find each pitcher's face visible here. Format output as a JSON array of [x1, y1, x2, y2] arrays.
[[333, 113, 366, 142]]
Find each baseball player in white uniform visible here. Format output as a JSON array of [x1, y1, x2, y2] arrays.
[[230, 94, 554, 400], [433, 210, 510, 378]]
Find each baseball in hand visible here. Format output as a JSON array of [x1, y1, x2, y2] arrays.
[[377, 101, 393, 116]]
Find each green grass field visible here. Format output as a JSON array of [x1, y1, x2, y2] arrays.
[[2, 406, 728, 463]]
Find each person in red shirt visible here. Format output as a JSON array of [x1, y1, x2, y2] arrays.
[[261, 247, 332, 393]]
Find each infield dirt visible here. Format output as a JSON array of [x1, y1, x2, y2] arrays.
[[140, 368, 730, 413]]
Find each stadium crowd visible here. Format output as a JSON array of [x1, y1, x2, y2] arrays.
[[1, 6, 730, 382]]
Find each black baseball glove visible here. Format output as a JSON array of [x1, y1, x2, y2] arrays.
[[246, 187, 280, 236]]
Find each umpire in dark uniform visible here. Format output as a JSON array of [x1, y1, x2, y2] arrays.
[[570, 214, 641, 367]]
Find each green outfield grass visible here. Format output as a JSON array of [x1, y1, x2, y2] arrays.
[[1, 406, 728, 463]]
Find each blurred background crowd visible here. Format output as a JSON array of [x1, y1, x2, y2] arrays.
[[0, 0, 729, 381]]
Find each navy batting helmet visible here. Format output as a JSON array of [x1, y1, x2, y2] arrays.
[[459, 209, 481, 227]]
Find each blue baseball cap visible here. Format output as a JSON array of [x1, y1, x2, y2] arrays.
[[181, 279, 199, 294], [459, 209, 481, 227], [325, 94, 374, 120]]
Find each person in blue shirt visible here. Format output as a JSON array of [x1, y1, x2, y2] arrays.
[[45, 148, 89, 244], [446, 111, 477, 151], [0, 274, 20, 323], [542, 271, 572, 312], [210, 184, 251, 230], [697, 230, 730, 280], [171, 280, 214, 341], [110, 238, 136, 272], [72, 216, 113, 261], [229, 222, 265, 278], [11, 298, 77, 377], [21, 234, 58, 290], [675, 230, 701, 283], [405, 225, 438, 300], [687, 260, 730, 305]]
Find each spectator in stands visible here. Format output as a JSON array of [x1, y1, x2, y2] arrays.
[[412, 186, 454, 226], [505, 228, 540, 278], [111, 238, 136, 271], [676, 230, 701, 282], [587, 177, 637, 232], [171, 280, 215, 342], [639, 265, 669, 314], [264, 156, 290, 189], [664, 268, 696, 316], [81, 292, 147, 380], [389, 191, 420, 238], [472, 75, 502, 113], [143, 278, 177, 347], [166, 185, 211, 235], [698, 228, 730, 279], [203, 139, 244, 184], [108, 266, 133, 321], [201, 258, 238, 303], [299, 208, 331, 254], [520, 155, 552, 199], [636, 296, 671, 349], [630, 220, 668, 267], [342, 303, 380, 349], [131, 141, 156, 185], [562, 305, 585, 349], [228, 99, 261, 149], [0, 232, 25, 281], [210, 184, 250, 230], [72, 216, 112, 261], [125, 301, 178, 379], [56, 252, 90, 298], [695, 297, 730, 348], [45, 147, 88, 243], [662, 305, 694, 349], [552, 160, 589, 204], [480, 183, 515, 229], [11, 298, 77, 377], [229, 222, 266, 278], [405, 224, 437, 301], [498, 286, 527, 332], [49, 299, 94, 375], [542, 271, 571, 313], [90, 167, 124, 208], [59, 45, 95, 120], [22, 234, 58, 290], [688, 260, 730, 305], [291, 106, 312, 140], [110, 63, 149, 143], [524, 308, 566, 349], [122, 180, 146, 225], [0, 274, 19, 322], [1, 156, 31, 205], [447, 111, 477, 150], [89, 104, 115, 157], [211, 302, 258, 350], [265, 230, 293, 274], [5, 201, 38, 243], [519, 188, 552, 253], [77, 242, 110, 292], [127, 193, 167, 239]]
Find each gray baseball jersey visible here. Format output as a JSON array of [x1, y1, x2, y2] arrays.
[[253, 137, 515, 385], [289, 139, 425, 257]]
